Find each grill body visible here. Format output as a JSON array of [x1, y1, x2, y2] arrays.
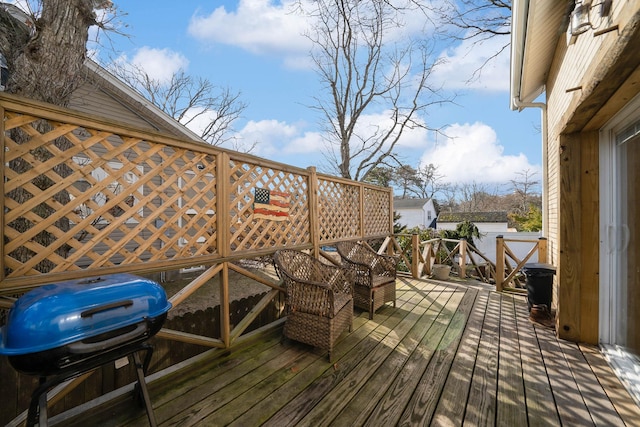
[[0, 273, 171, 426]]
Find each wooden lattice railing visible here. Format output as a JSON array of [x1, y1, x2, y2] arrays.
[[0, 93, 392, 291], [0, 92, 393, 347]]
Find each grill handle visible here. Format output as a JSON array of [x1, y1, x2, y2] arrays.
[[81, 300, 134, 318], [68, 322, 147, 354]]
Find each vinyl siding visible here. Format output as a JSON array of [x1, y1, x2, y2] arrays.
[[69, 83, 159, 131]]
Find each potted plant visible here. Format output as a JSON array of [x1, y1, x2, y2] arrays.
[[431, 263, 451, 280]]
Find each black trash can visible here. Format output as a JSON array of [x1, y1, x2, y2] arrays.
[[522, 263, 556, 311]]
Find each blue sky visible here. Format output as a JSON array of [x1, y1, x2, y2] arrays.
[[97, 1, 541, 188]]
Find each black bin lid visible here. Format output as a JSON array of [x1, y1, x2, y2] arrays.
[[522, 263, 556, 274]]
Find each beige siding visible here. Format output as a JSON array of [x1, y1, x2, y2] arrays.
[[69, 83, 159, 131], [543, 1, 640, 342]]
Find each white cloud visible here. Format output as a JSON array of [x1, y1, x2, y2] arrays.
[[431, 34, 511, 92], [230, 110, 432, 169], [179, 106, 214, 138], [353, 111, 430, 149], [188, 0, 436, 69], [188, 0, 310, 56], [420, 122, 539, 184], [234, 119, 301, 157], [284, 131, 325, 154], [127, 47, 189, 84]]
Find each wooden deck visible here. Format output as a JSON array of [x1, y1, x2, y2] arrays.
[[58, 277, 640, 426]]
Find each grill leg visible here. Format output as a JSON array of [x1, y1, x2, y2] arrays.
[[38, 392, 48, 427], [132, 351, 157, 427], [26, 377, 49, 427]]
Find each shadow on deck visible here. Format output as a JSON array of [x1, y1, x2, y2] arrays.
[[58, 277, 640, 426]]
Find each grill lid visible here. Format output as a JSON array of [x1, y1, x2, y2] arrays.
[[0, 274, 171, 355]]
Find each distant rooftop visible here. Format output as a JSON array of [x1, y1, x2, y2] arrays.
[[438, 211, 508, 223], [393, 198, 431, 209]]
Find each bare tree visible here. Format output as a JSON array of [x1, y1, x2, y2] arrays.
[[510, 168, 540, 214], [437, 183, 459, 212], [301, 0, 449, 181], [457, 181, 503, 212], [415, 163, 447, 199], [393, 165, 423, 198], [110, 62, 248, 150], [439, 0, 511, 78]]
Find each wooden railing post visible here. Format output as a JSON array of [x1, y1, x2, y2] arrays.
[[538, 237, 548, 264], [358, 182, 365, 240], [459, 238, 467, 279], [307, 167, 320, 258], [411, 233, 420, 278], [496, 235, 504, 292], [217, 152, 231, 348]]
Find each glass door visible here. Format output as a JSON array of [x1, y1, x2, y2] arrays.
[[600, 100, 640, 404]]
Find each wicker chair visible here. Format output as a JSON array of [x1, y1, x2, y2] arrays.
[[335, 241, 398, 319], [272, 249, 354, 361]]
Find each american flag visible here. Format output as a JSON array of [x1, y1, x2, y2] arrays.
[[253, 188, 290, 221]]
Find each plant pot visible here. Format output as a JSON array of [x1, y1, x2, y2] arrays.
[[431, 264, 451, 280]]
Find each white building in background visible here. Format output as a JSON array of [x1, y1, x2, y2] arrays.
[[436, 211, 540, 264], [436, 211, 511, 233], [394, 198, 437, 229]]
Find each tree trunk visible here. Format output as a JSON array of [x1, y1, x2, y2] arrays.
[[10, 0, 96, 104]]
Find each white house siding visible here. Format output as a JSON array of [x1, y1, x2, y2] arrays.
[[473, 232, 542, 264], [395, 199, 436, 229], [437, 222, 508, 233], [398, 209, 425, 228]]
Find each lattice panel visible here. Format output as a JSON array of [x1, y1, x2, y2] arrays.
[[317, 178, 361, 242], [1, 99, 393, 282], [363, 187, 391, 236], [3, 111, 219, 277], [228, 160, 311, 251]]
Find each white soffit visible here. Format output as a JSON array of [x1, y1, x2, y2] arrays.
[[520, 1, 569, 103]]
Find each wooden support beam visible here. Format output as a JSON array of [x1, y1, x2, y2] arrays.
[[157, 328, 225, 348], [496, 235, 505, 292], [220, 262, 231, 348], [168, 263, 223, 308], [230, 289, 282, 342], [459, 239, 467, 279]]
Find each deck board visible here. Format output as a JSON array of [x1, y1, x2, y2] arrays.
[[396, 287, 475, 425], [496, 294, 528, 426], [536, 322, 595, 425], [430, 290, 487, 426], [555, 337, 624, 427], [463, 291, 500, 426], [513, 295, 560, 427], [321, 285, 448, 426], [57, 278, 640, 427]]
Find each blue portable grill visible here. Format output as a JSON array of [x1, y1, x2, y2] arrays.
[[0, 273, 171, 427]]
